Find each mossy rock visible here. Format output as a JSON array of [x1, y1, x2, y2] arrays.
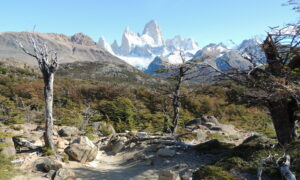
[[232, 135, 276, 160], [194, 139, 235, 154], [215, 157, 250, 171], [193, 165, 239, 180]]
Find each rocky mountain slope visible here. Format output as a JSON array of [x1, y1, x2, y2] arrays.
[[0, 31, 130, 65], [0, 31, 159, 82]]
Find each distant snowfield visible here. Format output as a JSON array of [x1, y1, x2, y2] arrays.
[[116, 55, 154, 70]]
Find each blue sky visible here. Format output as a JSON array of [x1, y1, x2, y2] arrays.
[[0, 0, 298, 46]]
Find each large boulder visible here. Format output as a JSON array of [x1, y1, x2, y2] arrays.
[[58, 127, 80, 137], [65, 136, 98, 163], [12, 136, 38, 150], [0, 137, 16, 158], [158, 170, 180, 180], [54, 168, 76, 180]]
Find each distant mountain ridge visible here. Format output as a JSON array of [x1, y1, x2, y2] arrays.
[[98, 20, 200, 69], [0, 31, 155, 81], [98, 20, 265, 76], [0, 31, 128, 65]]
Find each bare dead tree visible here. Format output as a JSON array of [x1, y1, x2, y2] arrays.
[[157, 53, 209, 134], [17, 33, 59, 151]]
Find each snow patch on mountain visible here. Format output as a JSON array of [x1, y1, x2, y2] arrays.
[[98, 36, 114, 54]]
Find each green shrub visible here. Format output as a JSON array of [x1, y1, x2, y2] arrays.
[[0, 153, 15, 180], [193, 166, 239, 180], [97, 97, 136, 132]]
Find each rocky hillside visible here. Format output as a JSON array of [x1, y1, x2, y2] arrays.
[[0, 31, 163, 83], [0, 32, 125, 65]]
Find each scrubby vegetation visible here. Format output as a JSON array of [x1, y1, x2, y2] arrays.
[[0, 59, 274, 137], [194, 136, 300, 179], [1, 58, 297, 179], [0, 132, 15, 180]]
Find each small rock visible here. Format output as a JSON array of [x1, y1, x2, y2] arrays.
[[56, 138, 68, 149], [180, 169, 194, 180], [147, 144, 164, 152], [46, 170, 56, 179], [98, 122, 115, 136], [58, 127, 80, 137], [158, 170, 180, 180], [157, 147, 176, 157], [137, 132, 148, 138], [54, 168, 76, 180], [119, 136, 127, 142], [130, 130, 138, 136], [111, 140, 124, 154], [129, 142, 136, 149], [133, 152, 146, 161]]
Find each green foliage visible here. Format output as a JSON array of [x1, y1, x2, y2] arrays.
[[0, 131, 15, 180], [96, 97, 136, 132], [0, 96, 24, 124], [193, 166, 239, 180], [8, 125, 22, 131], [61, 153, 69, 163], [54, 107, 84, 128], [42, 147, 55, 156], [0, 153, 15, 180], [206, 132, 225, 141]]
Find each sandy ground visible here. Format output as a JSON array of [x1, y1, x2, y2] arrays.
[[69, 148, 218, 180], [12, 146, 219, 180]]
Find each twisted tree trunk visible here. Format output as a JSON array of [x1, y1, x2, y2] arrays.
[[269, 98, 297, 146], [171, 76, 183, 134]]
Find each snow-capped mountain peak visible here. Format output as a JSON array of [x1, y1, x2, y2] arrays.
[[194, 43, 229, 59], [98, 36, 114, 54], [166, 35, 200, 53], [97, 20, 201, 69], [142, 20, 164, 46]]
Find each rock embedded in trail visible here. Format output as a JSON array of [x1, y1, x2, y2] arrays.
[[54, 168, 77, 180], [137, 132, 148, 138], [158, 170, 180, 180], [65, 136, 98, 163], [104, 137, 126, 154], [157, 147, 176, 157]]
